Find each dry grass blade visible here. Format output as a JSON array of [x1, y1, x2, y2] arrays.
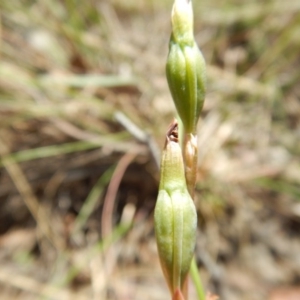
[[0, 266, 86, 300], [71, 166, 115, 237], [0, 134, 63, 249]]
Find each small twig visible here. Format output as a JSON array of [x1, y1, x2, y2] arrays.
[[99, 163, 136, 299], [101, 152, 136, 239]]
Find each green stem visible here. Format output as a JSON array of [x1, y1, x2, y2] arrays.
[[190, 257, 205, 300]]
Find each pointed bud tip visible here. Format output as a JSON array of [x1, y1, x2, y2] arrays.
[[171, 0, 194, 44]]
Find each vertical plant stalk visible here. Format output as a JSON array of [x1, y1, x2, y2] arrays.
[[190, 257, 206, 300], [155, 0, 207, 299]]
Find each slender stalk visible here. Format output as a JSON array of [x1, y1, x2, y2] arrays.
[[190, 257, 206, 300]]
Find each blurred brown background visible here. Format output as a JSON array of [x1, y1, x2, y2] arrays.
[[0, 0, 300, 299]]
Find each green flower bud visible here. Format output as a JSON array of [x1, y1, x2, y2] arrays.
[[154, 121, 197, 295], [166, 0, 206, 134]]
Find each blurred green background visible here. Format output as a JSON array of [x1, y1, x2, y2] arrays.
[[0, 0, 300, 299]]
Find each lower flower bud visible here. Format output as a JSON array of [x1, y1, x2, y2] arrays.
[[154, 121, 197, 295]]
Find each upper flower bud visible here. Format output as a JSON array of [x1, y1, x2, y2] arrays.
[[166, 0, 206, 134]]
